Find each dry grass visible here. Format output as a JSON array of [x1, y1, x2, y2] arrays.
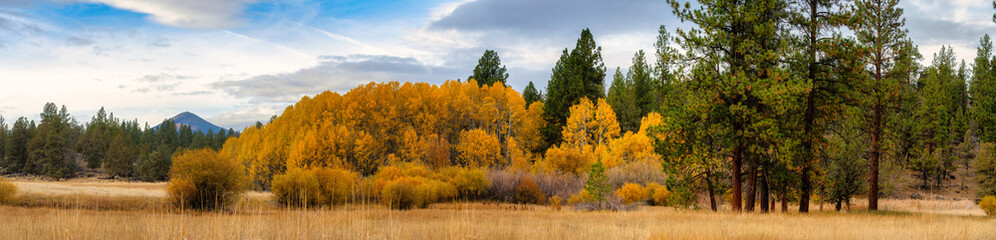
[[0, 203, 992, 240], [0, 179, 993, 239]]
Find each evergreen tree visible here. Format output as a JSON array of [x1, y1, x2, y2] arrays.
[[523, 81, 543, 105], [0, 116, 6, 169], [468, 49, 509, 86], [3, 117, 32, 173], [629, 50, 654, 117], [786, 0, 854, 213], [607, 67, 639, 133], [971, 34, 996, 143], [654, 25, 680, 112], [104, 132, 135, 177], [27, 103, 78, 179], [542, 29, 607, 147], [78, 107, 117, 169], [584, 159, 610, 201], [668, 0, 792, 212], [850, 0, 920, 210]]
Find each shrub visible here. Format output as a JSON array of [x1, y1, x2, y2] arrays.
[[167, 149, 248, 210], [486, 169, 523, 202], [607, 160, 665, 189], [529, 171, 585, 200], [645, 183, 671, 206], [584, 160, 610, 201], [271, 168, 321, 207], [515, 176, 546, 204], [550, 196, 562, 211], [382, 177, 425, 210], [438, 167, 491, 199], [568, 189, 594, 205], [0, 177, 17, 204], [981, 196, 996, 216], [312, 167, 359, 205], [614, 183, 646, 204], [380, 176, 457, 210]]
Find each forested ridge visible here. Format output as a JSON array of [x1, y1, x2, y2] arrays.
[[3, 0, 996, 213]]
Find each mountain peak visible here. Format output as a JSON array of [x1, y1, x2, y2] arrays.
[[167, 112, 226, 133]]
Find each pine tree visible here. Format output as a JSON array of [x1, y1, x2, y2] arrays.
[[654, 25, 680, 112], [27, 103, 78, 179], [104, 132, 135, 177], [972, 34, 996, 143], [668, 0, 791, 212], [850, 0, 920, 210], [786, 0, 854, 213], [468, 49, 509, 86], [542, 29, 607, 147], [584, 159, 610, 201], [3, 117, 32, 173], [523, 81, 543, 105], [0, 116, 6, 169], [630, 50, 654, 117], [607, 67, 639, 133]]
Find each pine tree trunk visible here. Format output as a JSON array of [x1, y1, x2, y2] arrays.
[[781, 185, 788, 213], [732, 142, 744, 212], [869, 104, 882, 211], [706, 168, 717, 212], [759, 168, 770, 213], [746, 162, 757, 212]]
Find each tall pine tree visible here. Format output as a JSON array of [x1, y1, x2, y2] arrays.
[[850, 0, 920, 210], [468, 49, 509, 86]]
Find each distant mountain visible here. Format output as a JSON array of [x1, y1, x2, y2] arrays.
[[166, 112, 227, 134]]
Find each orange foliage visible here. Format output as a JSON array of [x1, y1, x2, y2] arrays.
[[221, 81, 544, 188]]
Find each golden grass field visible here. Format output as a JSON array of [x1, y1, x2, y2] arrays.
[[1, 178, 994, 240]]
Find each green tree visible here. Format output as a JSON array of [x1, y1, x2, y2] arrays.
[[654, 25, 680, 112], [972, 35, 996, 143], [629, 50, 654, 117], [135, 145, 171, 181], [607, 67, 639, 133], [468, 49, 509, 86], [850, 0, 920, 210], [104, 132, 135, 177], [523, 81, 543, 105], [27, 103, 78, 179], [0, 116, 6, 169], [668, 0, 791, 212], [78, 107, 118, 169], [542, 29, 607, 147], [3, 117, 33, 173], [584, 160, 610, 201], [975, 143, 996, 198]]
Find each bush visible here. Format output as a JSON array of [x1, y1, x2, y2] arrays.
[[380, 176, 457, 210], [515, 176, 546, 204], [529, 171, 585, 200], [437, 167, 490, 199], [312, 167, 359, 205], [382, 177, 425, 210], [271, 168, 321, 207], [568, 189, 594, 205], [0, 177, 17, 204], [981, 196, 996, 216], [167, 149, 248, 210], [645, 183, 671, 206], [550, 196, 562, 211], [486, 169, 523, 202], [607, 160, 665, 189], [614, 183, 646, 204]]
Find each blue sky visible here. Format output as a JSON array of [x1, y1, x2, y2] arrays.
[[0, 0, 994, 130]]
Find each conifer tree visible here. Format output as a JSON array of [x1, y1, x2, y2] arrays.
[[468, 49, 509, 86], [850, 0, 920, 210], [972, 35, 996, 143], [543, 29, 607, 147], [523, 81, 543, 105]]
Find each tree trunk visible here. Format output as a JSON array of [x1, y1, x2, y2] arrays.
[[799, 0, 818, 214], [732, 143, 744, 212], [781, 185, 788, 213], [759, 168, 770, 213], [706, 168, 717, 211], [746, 161, 757, 212], [869, 104, 882, 211]]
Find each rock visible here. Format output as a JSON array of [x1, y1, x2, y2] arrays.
[[934, 195, 945, 200], [911, 193, 923, 199]]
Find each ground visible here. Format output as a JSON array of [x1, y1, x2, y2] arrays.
[[0, 178, 993, 239]]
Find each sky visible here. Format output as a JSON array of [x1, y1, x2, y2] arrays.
[[0, 0, 994, 130]]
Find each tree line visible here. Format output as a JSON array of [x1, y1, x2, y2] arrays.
[[0, 104, 237, 181]]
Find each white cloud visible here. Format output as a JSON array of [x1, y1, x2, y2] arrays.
[[79, 0, 262, 29]]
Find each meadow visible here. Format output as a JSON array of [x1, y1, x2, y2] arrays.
[[1, 178, 992, 240]]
